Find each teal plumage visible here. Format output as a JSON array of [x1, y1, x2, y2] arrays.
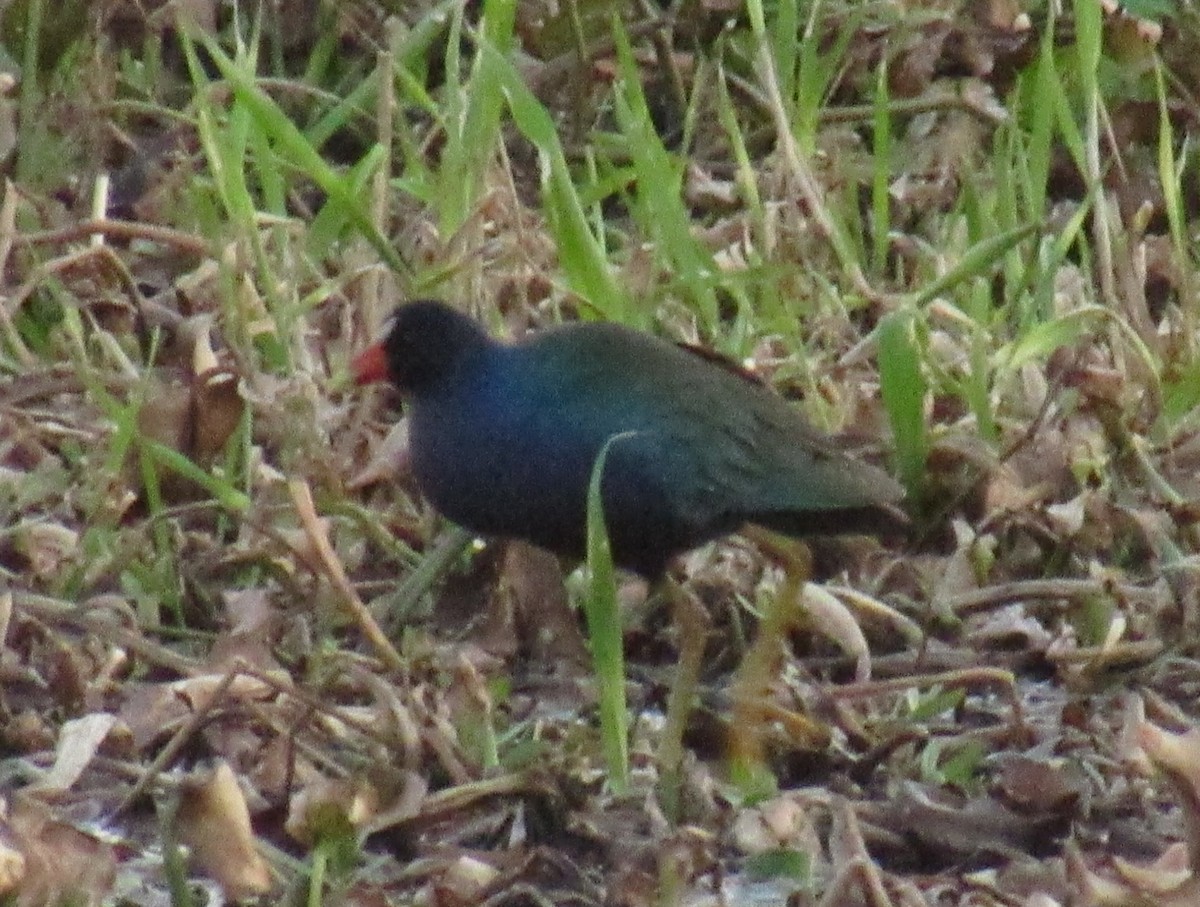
[[354, 300, 904, 576]]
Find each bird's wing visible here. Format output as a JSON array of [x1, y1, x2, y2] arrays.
[[523, 322, 902, 525]]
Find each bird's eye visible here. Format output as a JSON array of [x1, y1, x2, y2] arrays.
[[380, 309, 403, 339]]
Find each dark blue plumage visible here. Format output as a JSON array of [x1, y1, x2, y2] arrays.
[[354, 300, 904, 577]]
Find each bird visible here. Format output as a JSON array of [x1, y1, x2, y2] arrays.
[[352, 299, 905, 575]]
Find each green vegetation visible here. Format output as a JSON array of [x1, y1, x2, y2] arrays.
[[2, 0, 1199, 903]]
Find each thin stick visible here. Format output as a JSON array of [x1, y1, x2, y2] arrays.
[[288, 478, 405, 671]]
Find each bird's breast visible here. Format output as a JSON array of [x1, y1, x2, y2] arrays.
[[407, 391, 600, 542]]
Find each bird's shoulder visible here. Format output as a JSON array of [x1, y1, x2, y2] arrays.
[[514, 322, 851, 459], [520, 321, 765, 398]]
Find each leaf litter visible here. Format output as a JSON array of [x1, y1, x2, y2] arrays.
[[2, 1, 1200, 905]]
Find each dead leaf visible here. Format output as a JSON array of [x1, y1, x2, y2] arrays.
[[802, 582, 870, 681], [176, 761, 273, 899], [285, 775, 380, 847], [28, 713, 117, 796], [133, 364, 244, 500], [348, 414, 412, 489], [993, 754, 1086, 815], [0, 799, 24, 898], [14, 522, 78, 581], [190, 366, 243, 463], [435, 855, 502, 906], [496, 541, 589, 668], [116, 682, 192, 751], [731, 793, 823, 858], [3, 796, 116, 907]]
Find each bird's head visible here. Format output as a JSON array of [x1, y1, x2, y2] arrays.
[[353, 300, 490, 396]]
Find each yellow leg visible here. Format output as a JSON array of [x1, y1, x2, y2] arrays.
[[657, 577, 711, 821], [729, 530, 829, 785]]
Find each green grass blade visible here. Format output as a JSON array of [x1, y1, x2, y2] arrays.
[[479, 42, 627, 320], [906, 223, 1038, 308], [437, 0, 514, 234], [871, 56, 891, 276], [584, 432, 633, 793], [140, 440, 253, 513], [961, 279, 998, 446], [189, 28, 411, 279], [877, 309, 928, 494], [610, 16, 719, 325]]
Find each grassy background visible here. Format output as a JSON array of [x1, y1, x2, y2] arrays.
[[3, 0, 1200, 903]]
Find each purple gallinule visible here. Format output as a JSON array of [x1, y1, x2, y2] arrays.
[[355, 299, 907, 795], [352, 299, 905, 574]]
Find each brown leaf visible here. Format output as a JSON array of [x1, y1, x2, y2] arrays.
[[968, 0, 1030, 30], [882, 783, 1065, 862], [134, 375, 191, 453], [190, 366, 243, 463], [1112, 843, 1193, 895], [348, 412, 413, 490], [731, 793, 823, 858], [133, 364, 244, 500], [27, 713, 118, 796], [993, 754, 1086, 815], [115, 682, 192, 751], [209, 590, 285, 675], [499, 541, 589, 668], [890, 23, 950, 98], [285, 775, 380, 846], [435, 855, 502, 907], [4, 796, 116, 907], [169, 671, 281, 712], [176, 761, 273, 899], [0, 800, 24, 898]]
